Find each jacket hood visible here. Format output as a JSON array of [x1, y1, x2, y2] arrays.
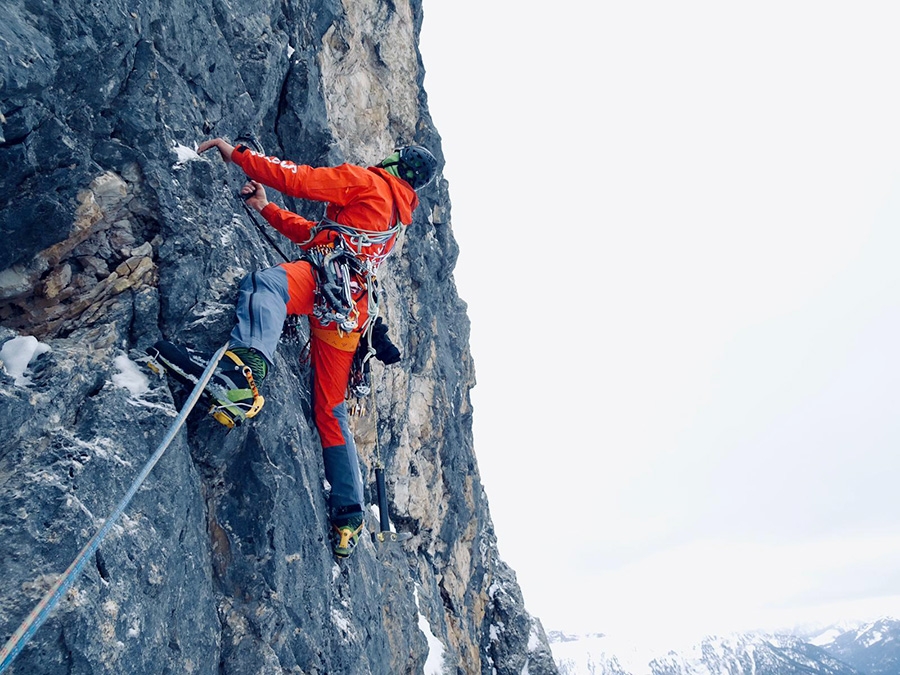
[[369, 166, 419, 224]]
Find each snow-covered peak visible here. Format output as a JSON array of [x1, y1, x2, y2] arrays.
[[549, 623, 900, 675]]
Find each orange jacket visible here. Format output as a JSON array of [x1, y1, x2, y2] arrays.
[[232, 145, 419, 265]]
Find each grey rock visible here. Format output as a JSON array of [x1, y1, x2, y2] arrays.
[[0, 1, 557, 674]]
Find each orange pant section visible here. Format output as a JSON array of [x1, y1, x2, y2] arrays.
[[308, 337, 355, 447], [282, 261, 316, 316], [280, 260, 365, 448]]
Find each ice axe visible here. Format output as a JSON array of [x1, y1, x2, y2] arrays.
[[373, 463, 411, 544], [365, 346, 411, 545]]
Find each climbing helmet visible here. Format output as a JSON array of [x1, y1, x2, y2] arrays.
[[381, 145, 437, 190]]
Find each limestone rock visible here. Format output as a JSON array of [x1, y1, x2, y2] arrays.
[[0, 1, 557, 674]]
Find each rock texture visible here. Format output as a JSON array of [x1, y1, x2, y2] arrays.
[[0, 0, 557, 673]]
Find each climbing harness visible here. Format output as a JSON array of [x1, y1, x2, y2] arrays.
[[303, 242, 366, 333], [305, 217, 402, 262], [300, 211, 401, 337], [0, 345, 232, 674]]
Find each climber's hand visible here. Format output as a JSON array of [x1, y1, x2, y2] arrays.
[[197, 138, 235, 163], [371, 317, 401, 364], [240, 181, 268, 211]]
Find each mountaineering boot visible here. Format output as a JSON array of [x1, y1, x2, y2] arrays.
[[332, 512, 365, 559], [146, 340, 207, 385], [205, 347, 267, 428], [146, 341, 267, 428], [227, 347, 268, 383]]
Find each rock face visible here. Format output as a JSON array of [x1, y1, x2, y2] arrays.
[[0, 1, 558, 674]]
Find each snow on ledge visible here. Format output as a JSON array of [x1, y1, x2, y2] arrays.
[[112, 354, 150, 398], [172, 142, 200, 166], [0, 335, 51, 386]]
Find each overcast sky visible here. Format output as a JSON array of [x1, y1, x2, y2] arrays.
[[420, 1, 900, 640]]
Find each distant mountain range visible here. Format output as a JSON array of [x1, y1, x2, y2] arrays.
[[813, 618, 900, 675], [550, 617, 900, 675]]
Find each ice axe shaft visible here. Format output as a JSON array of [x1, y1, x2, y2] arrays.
[[376, 466, 390, 532], [368, 361, 411, 545], [374, 466, 411, 544]]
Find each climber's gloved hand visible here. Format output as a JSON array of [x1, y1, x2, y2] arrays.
[[371, 317, 401, 364]]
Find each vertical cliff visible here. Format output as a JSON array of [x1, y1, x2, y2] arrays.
[[0, 0, 558, 673]]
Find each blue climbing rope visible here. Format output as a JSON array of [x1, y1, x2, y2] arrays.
[[0, 343, 231, 674]]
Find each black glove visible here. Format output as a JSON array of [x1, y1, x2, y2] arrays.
[[370, 317, 401, 364]]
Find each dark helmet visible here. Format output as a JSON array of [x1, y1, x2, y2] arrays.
[[382, 145, 438, 190]]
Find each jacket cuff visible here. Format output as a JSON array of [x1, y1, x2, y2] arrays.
[[260, 202, 280, 220], [232, 144, 249, 168]]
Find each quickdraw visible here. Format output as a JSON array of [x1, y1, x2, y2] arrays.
[[347, 332, 375, 404], [301, 210, 401, 338], [302, 242, 368, 334]]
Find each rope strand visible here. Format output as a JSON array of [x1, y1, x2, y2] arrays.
[[0, 344, 232, 674]]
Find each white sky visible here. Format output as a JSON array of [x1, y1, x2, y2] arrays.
[[420, 1, 900, 640]]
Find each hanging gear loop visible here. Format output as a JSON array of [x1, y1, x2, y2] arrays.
[[302, 242, 367, 334], [0, 344, 232, 675], [301, 209, 404, 338]]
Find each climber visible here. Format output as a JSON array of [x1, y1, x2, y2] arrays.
[[148, 138, 437, 559]]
